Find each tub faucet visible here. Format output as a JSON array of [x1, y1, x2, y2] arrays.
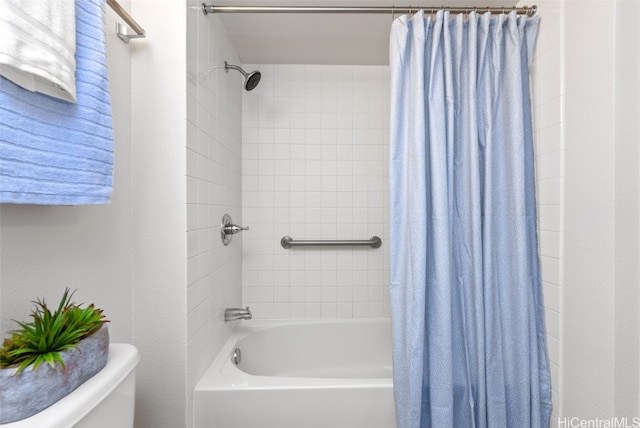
[[225, 307, 252, 322]]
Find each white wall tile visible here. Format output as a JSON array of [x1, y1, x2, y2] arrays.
[[529, 0, 564, 420], [242, 64, 390, 319], [185, 10, 242, 426]]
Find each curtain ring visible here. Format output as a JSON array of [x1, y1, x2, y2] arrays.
[[391, 5, 395, 22]]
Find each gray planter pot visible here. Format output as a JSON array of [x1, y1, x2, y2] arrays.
[[0, 324, 109, 424]]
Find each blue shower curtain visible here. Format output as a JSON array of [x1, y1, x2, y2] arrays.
[[389, 10, 552, 428]]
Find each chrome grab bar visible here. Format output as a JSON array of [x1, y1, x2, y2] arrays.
[[281, 236, 382, 249]]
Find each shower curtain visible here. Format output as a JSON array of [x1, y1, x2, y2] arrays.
[[389, 10, 552, 428]]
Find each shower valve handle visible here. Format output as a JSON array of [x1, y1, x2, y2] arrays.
[[224, 224, 249, 235], [221, 213, 248, 246]]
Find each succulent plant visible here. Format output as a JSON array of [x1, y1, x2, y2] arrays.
[[0, 288, 108, 373]]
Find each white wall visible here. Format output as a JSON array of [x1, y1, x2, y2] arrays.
[[129, 2, 245, 426], [185, 3, 243, 427], [531, 1, 640, 424], [0, 1, 134, 359], [529, 1, 564, 425], [241, 64, 390, 319], [130, 1, 187, 426], [0, 1, 190, 426], [0, 2, 243, 427], [564, 1, 617, 417], [613, 1, 640, 416]]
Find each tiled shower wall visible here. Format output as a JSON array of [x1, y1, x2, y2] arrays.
[[529, 1, 564, 426], [185, 5, 243, 427], [241, 64, 390, 319]]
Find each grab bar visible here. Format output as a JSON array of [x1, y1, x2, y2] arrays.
[[281, 236, 382, 249]]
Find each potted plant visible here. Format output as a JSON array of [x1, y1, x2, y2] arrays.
[[0, 288, 109, 424]]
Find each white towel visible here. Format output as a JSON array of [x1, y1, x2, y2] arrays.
[[0, 0, 77, 102]]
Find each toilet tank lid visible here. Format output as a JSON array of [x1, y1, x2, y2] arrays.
[[1, 343, 140, 428]]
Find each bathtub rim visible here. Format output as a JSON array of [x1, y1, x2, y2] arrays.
[[195, 317, 393, 391]]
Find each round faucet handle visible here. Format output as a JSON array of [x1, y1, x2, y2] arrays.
[[221, 214, 248, 245]]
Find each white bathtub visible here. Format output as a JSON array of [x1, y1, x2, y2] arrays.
[[194, 318, 397, 428]]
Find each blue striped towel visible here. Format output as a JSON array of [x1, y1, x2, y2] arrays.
[[0, 0, 114, 205]]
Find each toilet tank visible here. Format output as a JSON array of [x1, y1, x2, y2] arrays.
[[1, 343, 140, 428]]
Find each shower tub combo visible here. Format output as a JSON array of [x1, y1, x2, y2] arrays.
[[195, 318, 396, 428]]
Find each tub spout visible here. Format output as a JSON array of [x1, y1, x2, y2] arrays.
[[225, 307, 252, 322]]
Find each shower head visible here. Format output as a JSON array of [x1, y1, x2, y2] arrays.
[[224, 61, 261, 91]]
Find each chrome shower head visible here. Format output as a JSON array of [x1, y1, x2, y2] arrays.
[[244, 70, 261, 91], [224, 61, 261, 91]]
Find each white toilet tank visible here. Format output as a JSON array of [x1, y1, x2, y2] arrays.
[[1, 343, 140, 428]]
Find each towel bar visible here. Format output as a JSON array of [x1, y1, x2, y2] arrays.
[[281, 236, 382, 249], [107, 0, 146, 43]]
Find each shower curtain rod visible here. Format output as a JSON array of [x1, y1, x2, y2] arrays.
[[202, 3, 537, 17]]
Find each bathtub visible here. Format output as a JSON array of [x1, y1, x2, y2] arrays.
[[194, 318, 397, 428]]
